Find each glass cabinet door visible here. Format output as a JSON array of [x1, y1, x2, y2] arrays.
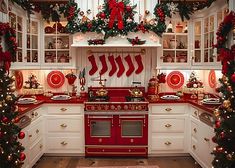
[[26, 20, 39, 63], [194, 20, 202, 64], [9, 12, 23, 63]]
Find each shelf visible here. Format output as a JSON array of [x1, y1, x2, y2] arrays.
[[163, 49, 175, 51], [45, 34, 69, 36], [163, 33, 188, 36]]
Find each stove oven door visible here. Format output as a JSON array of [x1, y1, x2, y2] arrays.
[[117, 115, 148, 145], [85, 115, 116, 145]]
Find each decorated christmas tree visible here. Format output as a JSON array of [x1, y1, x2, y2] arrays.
[[212, 11, 235, 168], [186, 71, 203, 88], [0, 22, 25, 167]]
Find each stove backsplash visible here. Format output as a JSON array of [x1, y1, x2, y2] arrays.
[[13, 69, 221, 95]]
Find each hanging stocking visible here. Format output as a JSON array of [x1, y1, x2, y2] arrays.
[[108, 55, 117, 76], [115, 56, 125, 77], [135, 54, 144, 74], [99, 55, 108, 75], [88, 55, 98, 76], [124, 54, 135, 77]]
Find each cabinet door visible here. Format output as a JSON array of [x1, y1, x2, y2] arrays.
[[85, 115, 116, 145], [116, 115, 148, 145]]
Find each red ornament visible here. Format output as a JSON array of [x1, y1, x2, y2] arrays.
[[18, 132, 25, 139], [2, 116, 9, 123], [231, 73, 235, 83], [212, 136, 217, 143], [125, 5, 132, 12], [216, 146, 224, 153], [220, 132, 225, 138], [14, 117, 20, 123], [99, 12, 106, 19], [215, 120, 221, 128], [19, 153, 26, 161]]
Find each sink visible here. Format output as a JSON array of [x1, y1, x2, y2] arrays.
[[17, 98, 37, 104], [51, 95, 71, 101]]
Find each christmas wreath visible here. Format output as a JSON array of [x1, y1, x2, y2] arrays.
[[0, 22, 17, 73]]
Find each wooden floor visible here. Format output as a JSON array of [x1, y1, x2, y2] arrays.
[[33, 156, 202, 168]]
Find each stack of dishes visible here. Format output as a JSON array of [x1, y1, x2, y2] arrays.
[[51, 95, 71, 101], [160, 95, 180, 100], [201, 98, 221, 105], [17, 98, 37, 104]]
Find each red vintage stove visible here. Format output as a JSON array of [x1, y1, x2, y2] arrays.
[[84, 87, 148, 157]]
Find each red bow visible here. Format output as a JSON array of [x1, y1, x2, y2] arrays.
[[108, 0, 124, 30], [219, 48, 234, 75]]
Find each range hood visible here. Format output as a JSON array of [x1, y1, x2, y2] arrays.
[[71, 31, 161, 47]]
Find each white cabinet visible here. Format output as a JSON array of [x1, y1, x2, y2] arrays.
[[189, 106, 215, 168], [148, 104, 188, 154], [44, 104, 84, 154]]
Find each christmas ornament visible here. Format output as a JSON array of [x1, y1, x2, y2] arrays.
[[215, 120, 221, 128], [18, 132, 25, 139], [125, 5, 132, 12], [7, 154, 12, 161], [99, 12, 106, 19], [214, 109, 220, 117], [231, 73, 235, 83], [2, 116, 9, 123], [19, 153, 26, 161], [223, 100, 231, 109]]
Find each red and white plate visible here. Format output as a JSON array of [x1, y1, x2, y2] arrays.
[[47, 71, 65, 88], [208, 70, 216, 88], [15, 70, 23, 89], [167, 71, 184, 89]]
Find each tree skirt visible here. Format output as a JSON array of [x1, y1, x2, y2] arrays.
[[78, 166, 160, 168]]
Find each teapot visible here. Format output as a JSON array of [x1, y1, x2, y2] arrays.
[[129, 87, 143, 98], [96, 88, 108, 97]]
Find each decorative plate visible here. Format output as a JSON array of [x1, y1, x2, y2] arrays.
[[15, 71, 23, 89], [208, 70, 216, 88], [167, 71, 184, 89], [47, 71, 65, 88]]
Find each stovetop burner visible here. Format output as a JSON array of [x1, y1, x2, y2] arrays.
[[88, 96, 109, 102], [125, 96, 145, 102]]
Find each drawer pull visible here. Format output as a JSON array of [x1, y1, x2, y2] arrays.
[[194, 111, 198, 116], [193, 145, 196, 150], [34, 112, 38, 116], [165, 124, 172, 128], [29, 134, 32, 137], [60, 108, 67, 112], [60, 124, 67, 128], [61, 141, 68, 145], [40, 144, 43, 149], [193, 128, 197, 133], [165, 108, 172, 112], [165, 141, 172, 145], [36, 129, 39, 134], [130, 139, 134, 143], [204, 138, 210, 142]]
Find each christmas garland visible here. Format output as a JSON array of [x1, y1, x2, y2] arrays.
[[127, 37, 146, 46], [0, 23, 17, 72], [212, 11, 235, 168]]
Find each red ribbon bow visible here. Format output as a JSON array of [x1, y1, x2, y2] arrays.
[[108, 0, 124, 30], [219, 48, 234, 75]]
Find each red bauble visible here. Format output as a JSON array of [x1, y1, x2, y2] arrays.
[[18, 132, 25, 139], [215, 120, 221, 128], [216, 146, 224, 153], [2, 116, 9, 123], [126, 5, 132, 12], [99, 12, 106, 19], [220, 132, 225, 138], [231, 73, 235, 83], [20, 153, 26, 161], [14, 117, 20, 123]]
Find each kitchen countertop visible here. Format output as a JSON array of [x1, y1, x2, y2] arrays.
[[17, 93, 220, 116]]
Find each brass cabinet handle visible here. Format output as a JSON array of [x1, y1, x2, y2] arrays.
[[165, 108, 172, 112], [60, 108, 67, 111], [29, 134, 32, 137], [40, 144, 43, 149], [165, 141, 172, 145], [204, 138, 210, 142], [193, 128, 197, 133], [194, 111, 198, 116], [61, 141, 68, 145], [36, 129, 39, 134], [60, 124, 67, 128], [165, 124, 172, 128], [193, 145, 196, 150], [34, 112, 38, 116]]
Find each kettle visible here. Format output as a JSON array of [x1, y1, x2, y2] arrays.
[[129, 86, 143, 98]]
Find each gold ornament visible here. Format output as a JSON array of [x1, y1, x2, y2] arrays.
[[6, 95, 12, 101], [226, 154, 234, 160], [10, 86, 16, 92], [11, 76, 15, 81], [0, 101, 2, 108], [214, 109, 220, 117], [222, 75, 228, 82], [223, 100, 231, 108]]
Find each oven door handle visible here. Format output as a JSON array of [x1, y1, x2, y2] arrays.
[[88, 116, 113, 119], [119, 116, 146, 119]]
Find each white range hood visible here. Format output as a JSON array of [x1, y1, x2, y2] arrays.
[[71, 31, 161, 47]]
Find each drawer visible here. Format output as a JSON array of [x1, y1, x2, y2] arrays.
[[47, 137, 83, 150], [46, 117, 83, 133], [29, 138, 43, 165], [191, 138, 199, 155], [191, 107, 199, 119], [151, 104, 186, 114], [47, 105, 83, 114], [28, 119, 43, 145], [151, 136, 184, 151], [151, 118, 185, 133], [191, 120, 198, 139]]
